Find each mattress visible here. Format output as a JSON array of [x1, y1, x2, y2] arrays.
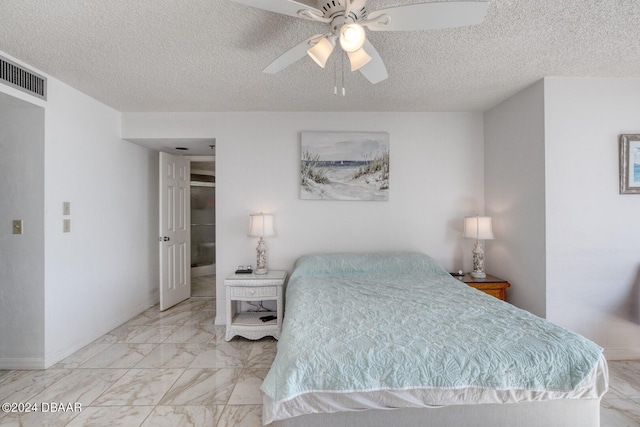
[[261, 252, 608, 424]]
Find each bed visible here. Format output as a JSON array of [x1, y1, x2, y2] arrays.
[[261, 252, 608, 427]]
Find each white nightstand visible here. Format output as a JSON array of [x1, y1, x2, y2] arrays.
[[224, 270, 287, 341]]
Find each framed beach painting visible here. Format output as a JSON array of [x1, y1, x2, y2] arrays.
[[619, 134, 640, 194], [300, 131, 390, 201]]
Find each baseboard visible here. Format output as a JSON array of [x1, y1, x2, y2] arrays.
[[43, 300, 155, 368], [603, 347, 640, 360], [0, 357, 45, 370]]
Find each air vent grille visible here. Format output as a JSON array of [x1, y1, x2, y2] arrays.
[[0, 55, 47, 100]]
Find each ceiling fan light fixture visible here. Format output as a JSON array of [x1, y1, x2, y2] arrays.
[[347, 47, 372, 71], [307, 36, 335, 68], [339, 23, 366, 53], [230, 0, 490, 86]]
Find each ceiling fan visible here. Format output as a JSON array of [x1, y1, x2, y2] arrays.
[[229, 0, 490, 84]]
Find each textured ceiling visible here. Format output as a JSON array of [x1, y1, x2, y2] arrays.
[[0, 0, 639, 112]]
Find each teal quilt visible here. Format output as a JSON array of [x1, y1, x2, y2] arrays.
[[261, 252, 603, 405]]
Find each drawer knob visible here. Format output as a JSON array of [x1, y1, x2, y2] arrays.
[[250, 290, 255, 295]]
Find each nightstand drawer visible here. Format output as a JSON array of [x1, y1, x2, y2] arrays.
[[454, 274, 510, 302], [481, 289, 506, 300], [230, 286, 277, 298]]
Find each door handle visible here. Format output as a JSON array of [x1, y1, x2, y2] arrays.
[[163, 237, 170, 241]]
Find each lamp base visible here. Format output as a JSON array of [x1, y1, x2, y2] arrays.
[[470, 240, 486, 279], [255, 238, 268, 275]]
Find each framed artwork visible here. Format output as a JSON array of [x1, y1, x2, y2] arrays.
[[300, 131, 390, 201], [619, 134, 640, 194]]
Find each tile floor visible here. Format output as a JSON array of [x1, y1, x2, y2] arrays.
[[0, 275, 638, 426], [191, 276, 216, 298], [602, 361, 640, 426], [0, 276, 274, 427]]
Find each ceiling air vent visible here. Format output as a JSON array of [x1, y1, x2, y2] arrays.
[[0, 55, 47, 100]]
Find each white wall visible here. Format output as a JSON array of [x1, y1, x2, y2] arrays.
[[0, 52, 159, 368], [485, 77, 640, 359], [544, 77, 640, 359], [0, 92, 45, 368], [484, 80, 547, 317], [43, 79, 159, 366], [123, 111, 486, 324]]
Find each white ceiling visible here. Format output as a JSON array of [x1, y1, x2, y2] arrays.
[[1, 0, 639, 113]]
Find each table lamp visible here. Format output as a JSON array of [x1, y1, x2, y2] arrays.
[[463, 215, 494, 279], [248, 212, 275, 275]]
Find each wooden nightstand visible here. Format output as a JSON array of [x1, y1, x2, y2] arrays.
[[455, 274, 510, 301], [224, 270, 287, 341]]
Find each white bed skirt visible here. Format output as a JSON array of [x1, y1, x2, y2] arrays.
[[265, 354, 608, 426], [271, 398, 602, 427]]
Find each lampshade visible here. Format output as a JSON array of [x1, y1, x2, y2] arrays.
[[339, 23, 366, 53], [248, 213, 275, 238], [347, 47, 372, 71], [308, 36, 335, 68], [463, 215, 494, 240]]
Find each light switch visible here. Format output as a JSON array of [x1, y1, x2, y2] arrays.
[[12, 220, 23, 235], [63, 219, 71, 233], [63, 202, 70, 216]]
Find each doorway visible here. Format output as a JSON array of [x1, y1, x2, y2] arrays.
[[190, 159, 215, 297], [123, 137, 216, 307]]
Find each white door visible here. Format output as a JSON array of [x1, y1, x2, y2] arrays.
[[159, 152, 191, 311]]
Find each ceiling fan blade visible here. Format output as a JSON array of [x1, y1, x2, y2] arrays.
[[228, 0, 325, 21], [358, 40, 388, 84], [263, 34, 324, 74], [365, 1, 490, 32], [344, 0, 368, 18], [349, 0, 368, 13]]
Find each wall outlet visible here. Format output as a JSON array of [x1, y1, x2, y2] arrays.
[[12, 220, 23, 235], [63, 202, 70, 216], [63, 219, 71, 233]]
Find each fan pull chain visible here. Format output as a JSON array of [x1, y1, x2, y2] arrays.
[[333, 52, 346, 96], [341, 53, 346, 96], [334, 55, 338, 95]]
